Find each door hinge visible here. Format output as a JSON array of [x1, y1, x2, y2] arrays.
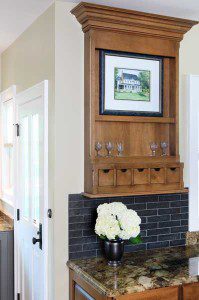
[[17, 293, 20, 300], [14, 123, 20, 136], [17, 209, 20, 221]]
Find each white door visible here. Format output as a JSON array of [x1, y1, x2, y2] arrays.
[[15, 81, 49, 300]]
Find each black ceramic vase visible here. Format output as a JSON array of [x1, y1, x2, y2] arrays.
[[104, 240, 124, 267]]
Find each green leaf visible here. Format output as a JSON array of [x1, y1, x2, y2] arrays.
[[100, 235, 107, 240], [129, 235, 142, 244]]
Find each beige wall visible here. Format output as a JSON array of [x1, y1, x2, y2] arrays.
[[54, 2, 84, 299], [1, 3, 55, 299], [179, 24, 199, 186]]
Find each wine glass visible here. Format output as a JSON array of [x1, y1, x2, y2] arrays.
[[106, 142, 114, 157], [117, 142, 124, 156], [161, 141, 168, 156], [95, 142, 102, 157], [150, 142, 158, 156]]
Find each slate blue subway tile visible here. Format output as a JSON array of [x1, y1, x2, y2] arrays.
[[124, 243, 146, 252], [69, 222, 93, 230], [147, 241, 169, 250], [83, 229, 95, 236], [83, 243, 101, 251], [70, 250, 97, 260], [171, 213, 188, 220], [141, 223, 158, 230], [158, 220, 180, 228], [69, 200, 84, 209], [138, 209, 157, 217], [170, 239, 186, 247], [135, 195, 158, 203], [147, 228, 170, 236], [181, 193, 189, 200], [147, 215, 170, 223], [69, 216, 84, 224], [170, 200, 188, 207], [69, 245, 82, 253], [147, 202, 169, 209], [181, 219, 188, 226], [143, 236, 158, 243], [158, 233, 181, 241], [69, 230, 83, 238], [69, 236, 97, 245], [171, 226, 188, 233], [159, 194, 181, 201], [158, 208, 181, 215], [126, 203, 146, 210], [181, 206, 188, 213]]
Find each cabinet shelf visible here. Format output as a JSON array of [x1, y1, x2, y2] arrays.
[[95, 115, 175, 124], [93, 155, 180, 164]]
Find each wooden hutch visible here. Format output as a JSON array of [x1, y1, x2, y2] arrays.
[[71, 2, 197, 197]]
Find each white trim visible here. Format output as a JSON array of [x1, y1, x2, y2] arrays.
[[187, 74, 199, 232], [0, 85, 16, 205], [14, 80, 52, 300]]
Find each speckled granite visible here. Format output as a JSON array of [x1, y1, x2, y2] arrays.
[[67, 245, 199, 297], [0, 211, 13, 231], [186, 232, 199, 245]]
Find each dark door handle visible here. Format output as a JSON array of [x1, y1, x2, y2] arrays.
[[32, 223, 42, 250]]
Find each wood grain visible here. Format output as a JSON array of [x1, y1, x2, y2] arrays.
[[71, 2, 197, 196]]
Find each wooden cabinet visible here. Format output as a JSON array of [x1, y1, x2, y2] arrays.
[[134, 168, 149, 185], [166, 167, 180, 183], [70, 269, 199, 300], [98, 169, 114, 187], [117, 169, 132, 186], [150, 168, 165, 184], [71, 3, 196, 197], [182, 283, 199, 300]]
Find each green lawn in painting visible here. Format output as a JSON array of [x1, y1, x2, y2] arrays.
[[114, 91, 150, 101]]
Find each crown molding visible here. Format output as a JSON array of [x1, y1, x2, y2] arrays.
[[71, 2, 198, 41]]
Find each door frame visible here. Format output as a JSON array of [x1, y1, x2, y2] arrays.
[[14, 80, 52, 300]]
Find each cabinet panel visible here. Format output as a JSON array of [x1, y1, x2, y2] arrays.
[[75, 284, 95, 300], [134, 168, 149, 185], [124, 286, 179, 300], [166, 167, 180, 183], [183, 283, 199, 300], [98, 169, 114, 187], [117, 169, 132, 186], [150, 168, 165, 184]]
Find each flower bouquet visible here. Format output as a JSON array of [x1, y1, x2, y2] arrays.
[[95, 202, 142, 266]]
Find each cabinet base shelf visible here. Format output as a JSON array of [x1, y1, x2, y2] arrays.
[[83, 188, 188, 198]]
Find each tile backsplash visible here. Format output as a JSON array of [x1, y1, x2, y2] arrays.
[[68, 193, 188, 259]]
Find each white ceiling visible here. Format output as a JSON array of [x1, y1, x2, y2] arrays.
[[66, 0, 199, 20], [0, 0, 199, 54], [0, 0, 53, 54]]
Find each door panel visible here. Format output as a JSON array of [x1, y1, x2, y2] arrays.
[[16, 82, 48, 300]]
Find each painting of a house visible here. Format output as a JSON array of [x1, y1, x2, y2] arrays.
[[116, 72, 142, 93], [114, 68, 150, 101]]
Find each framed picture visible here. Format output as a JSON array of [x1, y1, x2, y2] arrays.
[[99, 50, 163, 117]]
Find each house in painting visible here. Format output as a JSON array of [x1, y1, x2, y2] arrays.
[[116, 72, 142, 93]]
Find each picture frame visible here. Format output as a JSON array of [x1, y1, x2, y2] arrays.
[[99, 50, 163, 117]]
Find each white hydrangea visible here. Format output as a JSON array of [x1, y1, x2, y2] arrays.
[[95, 214, 121, 240], [95, 202, 141, 241], [97, 202, 127, 217], [119, 226, 140, 239]]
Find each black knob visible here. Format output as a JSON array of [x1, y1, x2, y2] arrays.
[[32, 237, 40, 245]]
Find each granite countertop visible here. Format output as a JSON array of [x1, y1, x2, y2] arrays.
[[0, 212, 14, 231], [67, 245, 199, 297]]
